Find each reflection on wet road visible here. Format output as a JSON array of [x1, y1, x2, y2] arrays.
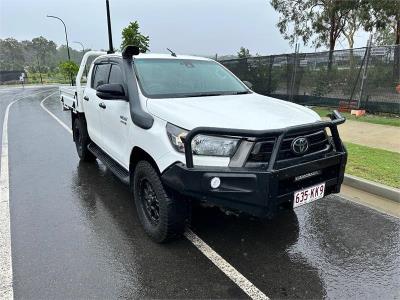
[[293, 199, 400, 299], [2, 86, 399, 299]]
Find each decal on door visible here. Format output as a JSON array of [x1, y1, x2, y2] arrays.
[[120, 116, 127, 125]]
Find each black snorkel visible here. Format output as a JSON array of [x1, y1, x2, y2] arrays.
[[121, 45, 154, 129]]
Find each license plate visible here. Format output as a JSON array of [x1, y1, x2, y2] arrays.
[[293, 182, 325, 208]]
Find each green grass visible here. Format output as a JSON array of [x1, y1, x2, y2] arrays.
[[346, 142, 400, 188], [312, 107, 400, 127]]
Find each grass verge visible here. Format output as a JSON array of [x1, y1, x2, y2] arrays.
[[312, 107, 400, 127], [346, 142, 400, 188]]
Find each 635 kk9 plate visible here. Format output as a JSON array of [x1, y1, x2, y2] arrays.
[[293, 182, 325, 208]]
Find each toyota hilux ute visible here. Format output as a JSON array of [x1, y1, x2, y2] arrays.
[[60, 46, 347, 243]]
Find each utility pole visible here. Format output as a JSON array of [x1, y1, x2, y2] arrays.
[[46, 15, 74, 85]]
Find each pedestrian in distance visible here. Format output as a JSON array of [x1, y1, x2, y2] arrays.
[[19, 74, 25, 88]]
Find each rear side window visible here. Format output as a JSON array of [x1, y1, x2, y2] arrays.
[[109, 64, 123, 85], [92, 64, 110, 89]]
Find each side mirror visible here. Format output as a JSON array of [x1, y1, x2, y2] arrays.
[[243, 81, 253, 89], [96, 83, 127, 100]]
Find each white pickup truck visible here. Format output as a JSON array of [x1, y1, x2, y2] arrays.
[[60, 46, 347, 243]]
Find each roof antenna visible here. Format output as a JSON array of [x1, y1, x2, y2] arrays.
[[106, 0, 114, 54], [167, 48, 177, 57]]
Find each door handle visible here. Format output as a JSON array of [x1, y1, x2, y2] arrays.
[[83, 96, 89, 101], [99, 102, 106, 109]]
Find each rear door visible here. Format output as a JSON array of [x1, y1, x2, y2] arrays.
[[83, 62, 110, 145], [97, 62, 130, 168]]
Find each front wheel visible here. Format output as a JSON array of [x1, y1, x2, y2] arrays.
[[133, 161, 189, 243], [73, 117, 96, 162]]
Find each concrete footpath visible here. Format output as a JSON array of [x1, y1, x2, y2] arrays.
[[340, 184, 400, 218], [338, 119, 400, 152], [335, 119, 400, 204]]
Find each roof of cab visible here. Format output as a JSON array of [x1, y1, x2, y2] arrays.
[[98, 52, 213, 61]]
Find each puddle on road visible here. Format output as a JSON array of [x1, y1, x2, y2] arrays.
[[290, 196, 400, 299]]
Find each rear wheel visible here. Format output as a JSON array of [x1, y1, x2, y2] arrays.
[[73, 117, 96, 162], [133, 160, 189, 243]]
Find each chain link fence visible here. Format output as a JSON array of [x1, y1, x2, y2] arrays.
[[220, 45, 400, 114]]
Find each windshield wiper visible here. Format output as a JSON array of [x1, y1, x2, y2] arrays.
[[231, 91, 251, 95], [185, 92, 224, 98], [181, 91, 250, 98]]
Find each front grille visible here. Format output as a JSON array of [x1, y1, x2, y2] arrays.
[[278, 165, 339, 196], [247, 130, 331, 165], [278, 130, 329, 160]]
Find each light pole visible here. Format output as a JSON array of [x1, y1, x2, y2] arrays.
[[46, 15, 73, 85], [73, 41, 88, 78], [73, 41, 85, 53]]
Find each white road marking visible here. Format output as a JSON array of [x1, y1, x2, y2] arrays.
[[40, 93, 72, 134], [40, 94, 270, 300], [0, 88, 56, 300], [184, 229, 269, 300], [0, 100, 17, 300]]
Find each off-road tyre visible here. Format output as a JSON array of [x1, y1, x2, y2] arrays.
[[133, 160, 189, 243], [73, 117, 96, 162]]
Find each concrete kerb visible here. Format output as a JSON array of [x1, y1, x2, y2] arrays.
[[344, 174, 400, 203]]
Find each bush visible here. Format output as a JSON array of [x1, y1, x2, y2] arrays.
[[59, 61, 79, 79]]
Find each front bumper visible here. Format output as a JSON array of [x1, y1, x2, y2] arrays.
[[161, 110, 347, 218], [162, 151, 347, 217]]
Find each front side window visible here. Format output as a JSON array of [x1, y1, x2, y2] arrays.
[[92, 64, 110, 89], [134, 59, 249, 98], [109, 64, 123, 85]]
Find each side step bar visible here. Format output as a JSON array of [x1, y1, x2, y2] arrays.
[[88, 143, 130, 185]]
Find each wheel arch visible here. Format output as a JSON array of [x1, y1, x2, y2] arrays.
[[129, 147, 160, 178]]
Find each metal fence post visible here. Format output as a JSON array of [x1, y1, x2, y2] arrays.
[[358, 35, 372, 109], [267, 56, 274, 94], [289, 43, 299, 102]]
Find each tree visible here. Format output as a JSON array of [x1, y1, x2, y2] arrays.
[[31, 37, 57, 68], [120, 21, 150, 52], [359, 0, 399, 45], [59, 61, 79, 80], [237, 47, 251, 58], [359, 0, 400, 79], [374, 26, 397, 46], [343, 11, 360, 49], [0, 38, 25, 70], [270, 0, 359, 69]]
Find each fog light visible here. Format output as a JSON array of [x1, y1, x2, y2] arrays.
[[210, 177, 221, 189]]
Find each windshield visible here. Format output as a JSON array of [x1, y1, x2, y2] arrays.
[[134, 58, 249, 98]]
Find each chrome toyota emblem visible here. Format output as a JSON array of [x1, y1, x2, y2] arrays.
[[291, 137, 309, 154]]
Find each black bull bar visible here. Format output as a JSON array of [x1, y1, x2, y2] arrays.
[[183, 110, 346, 169]]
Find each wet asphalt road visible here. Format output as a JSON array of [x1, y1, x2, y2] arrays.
[[1, 86, 399, 299]]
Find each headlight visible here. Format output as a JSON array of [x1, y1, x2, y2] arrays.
[[191, 135, 239, 157], [166, 123, 239, 157]]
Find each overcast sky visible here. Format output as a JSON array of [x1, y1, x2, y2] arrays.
[[0, 0, 369, 56]]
